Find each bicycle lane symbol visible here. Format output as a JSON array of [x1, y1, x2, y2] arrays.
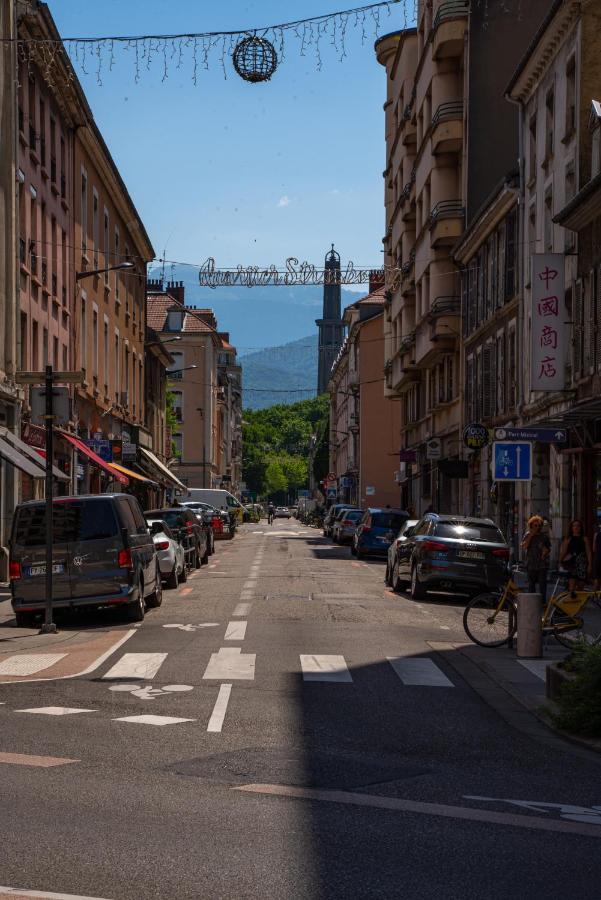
[[109, 684, 194, 701], [464, 795, 601, 825]]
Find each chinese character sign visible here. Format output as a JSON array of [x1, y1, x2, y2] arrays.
[[531, 254, 566, 391]]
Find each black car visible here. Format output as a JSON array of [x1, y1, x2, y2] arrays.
[[146, 507, 210, 569], [9, 494, 162, 626], [395, 513, 510, 599]]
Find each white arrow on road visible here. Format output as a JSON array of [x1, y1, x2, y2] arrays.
[[163, 624, 220, 632]]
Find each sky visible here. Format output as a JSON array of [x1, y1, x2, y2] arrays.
[[48, 1, 405, 279]]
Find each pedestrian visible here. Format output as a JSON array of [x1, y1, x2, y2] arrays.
[[521, 514, 551, 601], [267, 502, 275, 525], [559, 519, 592, 591]]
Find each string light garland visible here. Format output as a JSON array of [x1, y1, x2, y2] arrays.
[[14, 1, 411, 86]]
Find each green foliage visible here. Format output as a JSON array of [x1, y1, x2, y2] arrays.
[[242, 395, 328, 499], [165, 391, 179, 458], [552, 642, 601, 737]]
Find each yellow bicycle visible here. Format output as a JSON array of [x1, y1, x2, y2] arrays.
[[463, 567, 601, 648]]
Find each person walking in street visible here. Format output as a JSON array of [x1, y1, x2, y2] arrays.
[[521, 514, 550, 601], [267, 502, 275, 525], [559, 519, 592, 591]]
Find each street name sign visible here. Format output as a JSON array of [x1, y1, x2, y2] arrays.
[[494, 426, 567, 443], [492, 442, 532, 482]]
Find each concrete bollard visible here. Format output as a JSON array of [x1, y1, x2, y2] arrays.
[[516, 592, 542, 659]]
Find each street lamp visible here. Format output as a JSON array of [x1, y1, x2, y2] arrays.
[[145, 336, 183, 348], [75, 261, 135, 281], [166, 364, 197, 377]]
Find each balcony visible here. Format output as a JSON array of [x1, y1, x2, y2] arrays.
[[428, 199, 464, 247], [399, 331, 416, 355], [431, 101, 463, 154], [391, 354, 421, 393], [432, 0, 468, 60], [41, 261, 48, 287], [429, 296, 460, 346]]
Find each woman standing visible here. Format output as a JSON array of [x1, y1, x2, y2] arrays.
[[559, 519, 592, 591], [521, 515, 551, 601]]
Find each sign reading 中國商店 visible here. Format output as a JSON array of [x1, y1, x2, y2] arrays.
[[531, 253, 566, 391]]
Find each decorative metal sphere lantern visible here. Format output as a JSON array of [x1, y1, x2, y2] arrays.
[[232, 35, 278, 83]]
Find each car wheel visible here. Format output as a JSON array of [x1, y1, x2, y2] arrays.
[[178, 563, 187, 584], [127, 586, 146, 622], [410, 565, 425, 600], [350, 543, 357, 556], [166, 564, 179, 590], [201, 543, 209, 566], [392, 561, 405, 593], [15, 611, 35, 628], [194, 546, 201, 569], [146, 567, 163, 608], [385, 563, 391, 585]]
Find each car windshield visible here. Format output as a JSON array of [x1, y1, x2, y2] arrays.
[[14, 499, 119, 546], [344, 511, 363, 522], [433, 522, 505, 543], [150, 510, 187, 529], [371, 512, 407, 530]]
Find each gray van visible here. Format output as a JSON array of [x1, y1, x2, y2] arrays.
[[9, 494, 162, 627]]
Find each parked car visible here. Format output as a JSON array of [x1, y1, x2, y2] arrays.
[[351, 508, 409, 558], [145, 516, 186, 589], [332, 509, 364, 544], [184, 488, 243, 533], [385, 519, 418, 589], [275, 506, 291, 519], [181, 500, 228, 541], [395, 514, 510, 600], [145, 507, 210, 569], [323, 504, 355, 537], [9, 494, 162, 626]]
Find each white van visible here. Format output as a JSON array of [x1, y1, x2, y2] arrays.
[[185, 489, 244, 525]]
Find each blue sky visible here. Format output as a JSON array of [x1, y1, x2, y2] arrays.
[[50, 1, 401, 276]]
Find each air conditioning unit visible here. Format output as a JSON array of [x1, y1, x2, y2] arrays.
[[119, 391, 129, 407]]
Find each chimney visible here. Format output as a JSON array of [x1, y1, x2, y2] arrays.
[[146, 278, 163, 293], [166, 280, 185, 305], [369, 269, 385, 293]]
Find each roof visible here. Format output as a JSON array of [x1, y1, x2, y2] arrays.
[[505, 0, 572, 100], [345, 285, 387, 311], [146, 295, 216, 335]]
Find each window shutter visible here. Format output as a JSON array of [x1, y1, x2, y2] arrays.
[[498, 334, 506, 413], [482, 344, 494, 419], [583, 273, 593, 373], [573, 279, 583, 378]]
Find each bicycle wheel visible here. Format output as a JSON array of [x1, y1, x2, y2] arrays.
[[549, 594, 601, 649], [463, 592, 517, 647]]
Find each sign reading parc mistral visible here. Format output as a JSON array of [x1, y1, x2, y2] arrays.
[[492, 441, 532, 482]]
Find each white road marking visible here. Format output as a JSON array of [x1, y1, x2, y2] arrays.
[[387, 657, 454, 687], [239, 591, 254, 600], [0, 887, 111, 899], [162, 623, 219, 631], [112, 714, 195, 726], [0, 751, 79, 767], [203, 647, 255, 680], [300, 654, 353, 683], [108, 682, 194, 700], [517, 660, 549, 681], [0, 654, 67, 676], [233, 603, 252, 616], [102, 652, 167, 681], [207, 683, 233, 733], [225, 620, 247, 640], [16, 707, 97, 716]]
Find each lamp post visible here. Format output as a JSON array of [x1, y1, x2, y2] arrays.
[[75, 261, 135, 281]]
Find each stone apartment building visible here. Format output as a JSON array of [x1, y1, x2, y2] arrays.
[[328, 280, 401, 509], [146, 281, 241, 493]]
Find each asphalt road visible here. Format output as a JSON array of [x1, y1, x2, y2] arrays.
[[1, 520, 601, 900]]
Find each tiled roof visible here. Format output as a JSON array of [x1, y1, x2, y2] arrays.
[[146, 296, 216, 334], [345, 284, 387, 310]]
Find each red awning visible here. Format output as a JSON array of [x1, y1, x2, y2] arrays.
[[59, 432, 129, 485]]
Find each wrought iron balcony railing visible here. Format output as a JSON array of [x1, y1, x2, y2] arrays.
[[433, 0, 468, 30], [431, 101, 463, 129], [428, 200, 464, 227]]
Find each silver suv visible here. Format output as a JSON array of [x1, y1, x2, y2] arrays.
[[9, 494, 162, 627]]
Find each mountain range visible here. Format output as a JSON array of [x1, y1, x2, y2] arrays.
[[148, 263, 359, 351], [239, 334, 318, 410]]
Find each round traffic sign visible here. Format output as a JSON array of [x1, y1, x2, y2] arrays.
[[463, 423, 489, 450]]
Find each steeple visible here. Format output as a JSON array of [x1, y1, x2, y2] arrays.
[[316, 244, 345, 394]]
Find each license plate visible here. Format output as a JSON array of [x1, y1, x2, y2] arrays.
[[26, 563, 65, 577], [458, 551, 484, 560]]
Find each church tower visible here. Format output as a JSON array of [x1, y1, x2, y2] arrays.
[[316, 245, 345, 394]]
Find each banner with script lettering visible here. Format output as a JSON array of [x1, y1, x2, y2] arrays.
[[531, 253, 566, 392]]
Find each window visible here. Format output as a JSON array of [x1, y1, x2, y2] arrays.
[[92, 307, 98, 377], [103, 209, 109, 283], [545, 88, 554, 163], [42, 327, 48, 366], [564, 162, 576, 251], [507, 328, 516, 408], [172, 433, 183, 458], [139, 359, 143, 418], [169, 351, 184, 378], [20, 313, 27, 369], [565, 57, 576, 138], [544, 187, 554, 251], [487, 232, 497, 316], [132, 352, 136, 414], [527, 203, 536, 284], [53, 336, 58, 367], [528, 113, 537, 183], [103, 318, 109, 393], [80, 298, 87, 369], [81, 171, 87, 256], [504, 210, 516, 300], [433, 522, 504, 542], [92, 191, 99, 268], [496, 332, 505, 414], [61, 229, 67, 301], [62, 344, 67, 370], [32, 320, 38, 369], [49, 117, 56, 182], [124, 345, 129, 400], [39, 98, 45, 166], [114, 331, 120, 403], [29, 195, 38, 274], [60, 137, 65, 198], [114, 227, 120, 299]]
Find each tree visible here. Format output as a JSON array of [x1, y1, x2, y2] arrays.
[[264, 460, 287, 496]]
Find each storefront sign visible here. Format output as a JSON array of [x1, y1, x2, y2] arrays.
[[87, 439, 112, 462], [463, 423, 489, 450], [426, 438, 442, 460], [399, 449, 417, 463], [111, 440, 123, 463], [531, 254, 567, 391], [21, 422, 46, 449], [122, 442, 137, 462]]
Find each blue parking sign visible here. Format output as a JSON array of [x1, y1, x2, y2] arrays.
[[492, 442, 532, 481]]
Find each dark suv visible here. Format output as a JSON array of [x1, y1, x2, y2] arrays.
[[395, 513, 510, 599], [145, 507, 210, 569], [9, 494, 162, 626]]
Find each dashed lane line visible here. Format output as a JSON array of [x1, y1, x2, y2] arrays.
[[102, 652, 167, 681], [233, 603, 252, 616], [224, 621, 247, 641], [207, 683, 232, 733]]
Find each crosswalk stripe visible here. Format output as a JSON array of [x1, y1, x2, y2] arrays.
[[102, 653, 167, 681], [0, 654, 67, 676], [225, 621, 247, 640], [300, 654, 353, 683], [387, 657, 454, 687]]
